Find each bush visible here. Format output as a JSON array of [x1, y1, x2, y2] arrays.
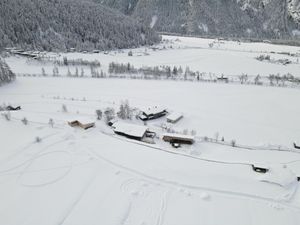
[[21, 117, 28, 125], [2, 112, 11, 121], [35, 136, 42, 143], [62, 104, 68, 112], [231, 140, 236, 147]]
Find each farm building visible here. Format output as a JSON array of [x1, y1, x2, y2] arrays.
[[167, 112, 183, 123], [5, 105, 21, 111], [139, 106, 167, 121], [251, 164, 269, 173], [112, 122, 149, 141], [68, 119, 95, 130], [162, 133, 195, 145]]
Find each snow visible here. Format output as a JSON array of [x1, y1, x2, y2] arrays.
[[113, 122, 148, 138], [150, 15, 158, 28], [1, 35, 300, 225], [4, 35, 300, 78], [258, 165, 298, 188]]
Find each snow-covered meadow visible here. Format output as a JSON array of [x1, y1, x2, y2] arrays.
[[5, 35, 300, 78], [1, 36, 300, 225]]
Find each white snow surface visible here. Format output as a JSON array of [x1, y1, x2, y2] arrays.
[[4, 35, 300, 78], [1, 35, 300, 225], [0, 77, 300, 225]]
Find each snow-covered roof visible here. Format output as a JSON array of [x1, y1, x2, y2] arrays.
[[162, 133, 195, 140], [113, 122, 148, 138], [68, 118, 95, 124], [167, 112, 183, 121], [141, 106, 166, 116]]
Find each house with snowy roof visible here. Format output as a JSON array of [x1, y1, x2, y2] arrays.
[[139, 106, 167, 121]]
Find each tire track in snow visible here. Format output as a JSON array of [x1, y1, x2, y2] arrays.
[[57, 167, 99, 225], [88, 148, 300, 211], [17, 151, 72, 188], [156, 190, 170, 225]]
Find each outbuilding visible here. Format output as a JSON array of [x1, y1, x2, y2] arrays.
[[68, 119, 95, 130], [112, 122, 148, 141], [167, 112, 183, 123], [217, 75, 229, 83], [251, 164, 269, 174], [162, 133, 195, 145], [5, 105, 21, 111]]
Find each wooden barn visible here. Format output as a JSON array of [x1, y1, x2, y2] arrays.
[[167, 112, 183, 123], [68, 119, 95, 130], [139, 106, 167, 121], [112, 122, 148, 141], [162, 133, 195, 145]]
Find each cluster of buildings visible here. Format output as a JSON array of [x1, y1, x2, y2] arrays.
[[111, 106, 194, 147], [68, 105, 194, 148]]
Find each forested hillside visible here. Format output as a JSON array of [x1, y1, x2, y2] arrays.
[[0, 0, 160, 51], [0, 58, 15, 86], [98, 0, 300, 39]]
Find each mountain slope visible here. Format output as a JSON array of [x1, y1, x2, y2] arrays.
[[98, 0, 300, 39], [0, 0, 160, 51]]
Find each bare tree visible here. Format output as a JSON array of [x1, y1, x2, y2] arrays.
[[96, 109, 102, 120], [104, 108, 115, 124], [48, 118, 54, 127], [254, 74, 261, 85]]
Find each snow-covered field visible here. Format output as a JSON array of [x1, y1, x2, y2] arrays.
[[1, 36, 300, 225], [5, 35, 300, 77], [1, 77, 300, 225]]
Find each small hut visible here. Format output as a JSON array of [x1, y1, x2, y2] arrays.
[[68, 119, 95, 130], [251, 164, 269, 174]]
